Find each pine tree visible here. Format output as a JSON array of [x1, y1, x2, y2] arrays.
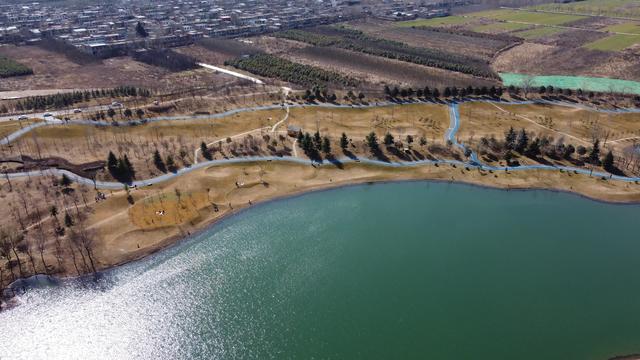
[[313, 131, 322, 150], [515, 129, 528, 153], [153, 150, 166, 172], [366, 132, 379, 153], [200, 142, 212, 160], [166, 155, 176, 173], [588, 139, 600, 165], [384, 133, 394, 146], [340, 133, 349, 150], [505, 127, 516, 150], [603, 150, 615, 172], [322, 137, 331, 154]]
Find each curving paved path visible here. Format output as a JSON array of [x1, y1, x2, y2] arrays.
[[3, 99, 640, 189], [446, 103, 640, 182]]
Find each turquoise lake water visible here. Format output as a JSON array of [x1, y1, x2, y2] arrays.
[[1, 182, 639, 360]]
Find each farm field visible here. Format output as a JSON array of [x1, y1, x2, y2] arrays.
[[274, 26, 497, 79], [395, 16, 470, 27], [493, 40, 640, 82], [468, 9, 586, 26], [584, 33, 640, 51], [254, 37, 498, 89], [513, 26, 566, 40], [337, 20, 516, 61], [533, 0, 640, 20], [606, 23, 640, 34], [473, 22, 532, 33]]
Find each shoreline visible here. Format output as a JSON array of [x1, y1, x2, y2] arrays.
[[5, 172, 640, 299], [2, 97, 640, 305]]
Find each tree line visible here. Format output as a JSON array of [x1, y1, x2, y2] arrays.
[[412, 26, 522, 44], [478, 127, 619, 174], [384, 84, 504, 99], [225, 53, 359, 88], [107, 151, 135, 183], [275, 27, 497, 79], [10, 86, 150, 112]]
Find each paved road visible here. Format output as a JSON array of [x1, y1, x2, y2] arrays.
[[198, 63, 264, 84]]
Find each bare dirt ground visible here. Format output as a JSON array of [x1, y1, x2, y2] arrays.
[[0, 45, 235, 92], [174, 44, 236, 66], [492, 42, 640, 81], [533, 29, 607, 48]]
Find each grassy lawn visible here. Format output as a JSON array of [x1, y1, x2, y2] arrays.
[[584, 34, 640, 51], [469, 9, 586, 25], [513, 26, 565, 39], [395, 16, 469, 27], [473, 22, 532, 33]]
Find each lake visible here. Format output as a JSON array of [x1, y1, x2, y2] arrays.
[[1, 182, 640, 360]]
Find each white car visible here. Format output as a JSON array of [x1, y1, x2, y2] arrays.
[[73, 109, 82, 113], [111, 101, 123, 107], [18, 115, 28, 120]]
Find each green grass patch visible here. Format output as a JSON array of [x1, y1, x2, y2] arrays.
[[0, 56, 33, 78], [500, 73, 640, 95], [396, 16, 468, 27], [606, 23, 640, 35], [584, 34, 640, 51], [469, 9, 586, 25], [473, 22, 532, 33]]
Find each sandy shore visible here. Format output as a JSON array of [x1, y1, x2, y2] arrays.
[[2, 156, 640, 300], [14, 160, 633, 285]]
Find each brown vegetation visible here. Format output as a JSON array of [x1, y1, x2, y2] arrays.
[[0, 45, 237, 92]]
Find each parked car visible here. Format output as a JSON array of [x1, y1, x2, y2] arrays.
[[18, 115, 28, 120], [73, 109, 82, 113], [43, 113, 53, 117]]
